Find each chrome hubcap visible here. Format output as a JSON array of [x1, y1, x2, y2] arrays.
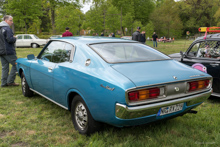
[[75, 102, 88, 130], [22, 77, 26, 93]]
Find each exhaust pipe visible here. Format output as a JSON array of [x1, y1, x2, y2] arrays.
[[188, 110, 198, 114]]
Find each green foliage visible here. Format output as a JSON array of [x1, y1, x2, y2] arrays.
[[105, 5, 120, 34], [55, 5, 84, 35], [214, 7, 220, 27], [150, 0, 183, 38], [144, 21, 154, 38], [178, 0, 220, 34], [4, 0, 43, 33]]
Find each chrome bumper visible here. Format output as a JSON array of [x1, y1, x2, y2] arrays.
[[115, 89, 212, 119]]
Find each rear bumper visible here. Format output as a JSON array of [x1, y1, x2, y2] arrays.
[[115, 89, 212, 119]]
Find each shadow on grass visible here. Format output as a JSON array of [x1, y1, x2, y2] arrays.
[[208, 95, 220, 103]]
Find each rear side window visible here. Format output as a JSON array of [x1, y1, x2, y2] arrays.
[[90, 43, 170, 63]]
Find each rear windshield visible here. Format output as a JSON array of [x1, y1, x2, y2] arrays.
[[90, 43, 170, 63]]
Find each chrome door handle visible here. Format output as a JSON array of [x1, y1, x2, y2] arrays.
[[48, 67, 53, 72]]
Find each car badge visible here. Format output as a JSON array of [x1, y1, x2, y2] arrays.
[[173, 76, 177, 80], [100, 84, 115, 91], [174, 87, 179, 92]]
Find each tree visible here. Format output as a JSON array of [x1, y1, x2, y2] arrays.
[[4, 0, 43, 33], [150, 0, 183, 38], [43, 0, 81, 34], [55, 5, 84, 35], [214, 7, 220, 26], [105, 5, 120, 34], [178, 0, 220, 34]]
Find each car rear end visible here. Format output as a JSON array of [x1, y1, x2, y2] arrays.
[[88, 41, 212, 127]]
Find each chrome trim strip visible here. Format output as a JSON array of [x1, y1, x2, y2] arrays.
[[211, 92, 220, 97], [69, 45, 75, 63], [30, 88, 68, 110], [126, 77, 211, 91], [125, 77, 212, 106], [116, 89, 212, 119]]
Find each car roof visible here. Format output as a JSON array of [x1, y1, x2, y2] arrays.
[[16, 34, 35, 36], [195, 33, 220, 41], [51, 36, 137, 45]]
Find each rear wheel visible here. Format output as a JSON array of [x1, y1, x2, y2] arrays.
[[71, 95, 101, 135], [21, 72, 33, 97], [32, 43, 38, 48]]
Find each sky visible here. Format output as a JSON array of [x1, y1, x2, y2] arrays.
[[81, 2, 92, 13]]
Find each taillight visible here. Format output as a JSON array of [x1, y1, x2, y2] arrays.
[[128, 87, 163, 101], [187, 79, 210, 92]]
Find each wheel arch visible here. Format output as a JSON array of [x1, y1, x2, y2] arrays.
[[66, 89, 88, 112], [18, 67, 25, 77], [31, 43, 39, 47]]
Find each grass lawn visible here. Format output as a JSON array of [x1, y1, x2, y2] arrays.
[[0, 40, 220, 146]]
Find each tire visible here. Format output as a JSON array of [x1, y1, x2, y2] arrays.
[[71, 95, 101, 135], [32, 43, 38, 48], [21, 72, 33, 97]]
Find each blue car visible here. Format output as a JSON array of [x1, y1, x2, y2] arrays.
[[16, 36, 212, 135]]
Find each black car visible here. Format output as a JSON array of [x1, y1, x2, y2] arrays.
[[169, 34, 220, 97]]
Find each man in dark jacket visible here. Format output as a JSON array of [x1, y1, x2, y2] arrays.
[[0, 15, 18, 87], [152, 32, 158, 47], [140, 31, 146, 44], [132, 27, 141, 41]]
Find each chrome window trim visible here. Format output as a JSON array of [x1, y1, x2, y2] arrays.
[[30, 88, 68, 110], [69, 44, 75, 63], [125, 77, 212, 106], [87, 42, 170, 64]]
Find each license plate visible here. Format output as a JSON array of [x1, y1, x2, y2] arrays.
[[158, 103, 184, 116]]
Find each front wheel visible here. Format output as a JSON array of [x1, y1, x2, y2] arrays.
[[71, 95, 101, 135], [21, 72, 33, 97]]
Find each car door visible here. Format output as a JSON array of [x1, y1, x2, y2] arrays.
[[16, 35, 23, 47], [23, 35, 33, 47], [53, 42, 75, 106], [182, 40, 220, 94], [30, 41, 66, 99]]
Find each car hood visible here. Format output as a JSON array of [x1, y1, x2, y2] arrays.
[[111, 59, 209, 87]]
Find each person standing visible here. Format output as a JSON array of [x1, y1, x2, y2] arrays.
[[101, 32, 104, 36], [132, 27, 141, 42], [140, 31, 146, 44], [111, 33, 115, 37], [152, 32, 158, 47], [0, 15, 18, 87], [62, 27, 73, 37]]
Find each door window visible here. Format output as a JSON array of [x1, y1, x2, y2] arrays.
[[188, 41, 220, 59], [17, 35, 22, 39], [39, 41, 73, 63]]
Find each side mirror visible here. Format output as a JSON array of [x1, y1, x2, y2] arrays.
[[180, 51, 185, 61], [27, 54, 35, 60]]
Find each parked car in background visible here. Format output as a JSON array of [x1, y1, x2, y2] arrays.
[[16, 34, 47, 48], [49, 35, 62, 39], [16, 36, 212, 135], [169, 33, 220, 97], [121, 36, 132, 40]]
